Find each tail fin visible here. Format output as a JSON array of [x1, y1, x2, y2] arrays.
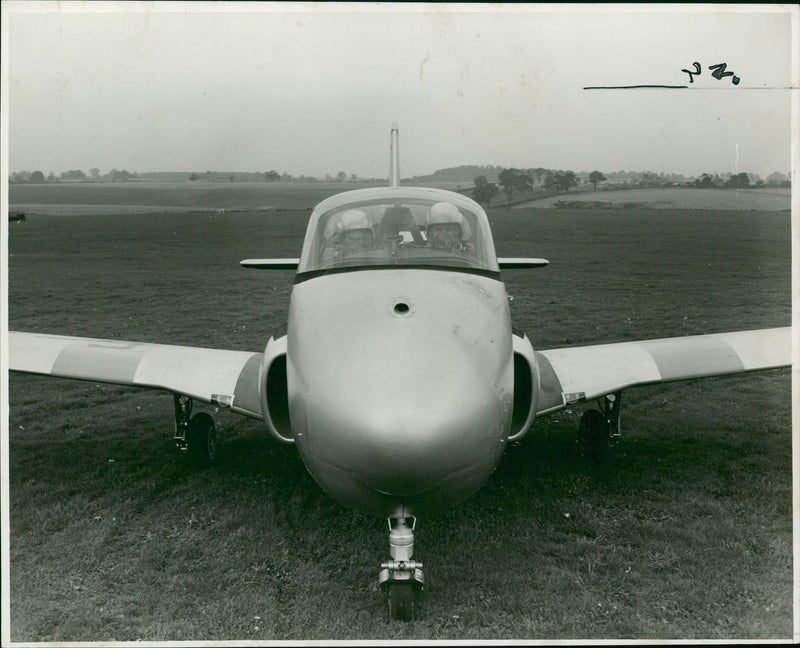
[[389, 123, 400, 187]]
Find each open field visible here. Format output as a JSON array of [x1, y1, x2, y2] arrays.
[[8, 181, 380, 214], [9, 180, 470, 216], [6, 188, 793, 640], [518, 187, 791, 211]]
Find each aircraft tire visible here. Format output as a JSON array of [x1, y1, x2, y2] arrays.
[[578, 409, 610, 462], [187, 413, 217, 467], [387, 582, 416, 621]]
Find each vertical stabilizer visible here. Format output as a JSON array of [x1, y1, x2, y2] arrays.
[[389, 123, 400, 187]]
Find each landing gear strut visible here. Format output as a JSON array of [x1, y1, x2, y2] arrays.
[[578, 391, 622, 461], [379, 516, 424, 621], [173, 394, 217, 467]]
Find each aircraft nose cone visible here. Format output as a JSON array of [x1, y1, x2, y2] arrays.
[[303, 335, 508, 497]]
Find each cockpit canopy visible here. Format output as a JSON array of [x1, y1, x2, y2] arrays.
[[297, 187, 499, 276]]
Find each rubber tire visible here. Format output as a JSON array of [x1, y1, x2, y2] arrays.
[[187, 413, 217, 467], [388, 582, 416, 621], [578, 409, 610, 462]]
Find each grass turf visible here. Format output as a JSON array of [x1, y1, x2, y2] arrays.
[[6, 203, 792, 640]]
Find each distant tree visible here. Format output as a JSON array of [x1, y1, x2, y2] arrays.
[[264, 170, 280, 182], [29, 170, 46, 183], [545, 170, 578, 193], [89, 168, 101, 179], [229, 175, 235, 183], [281, 172, 293, 182], [588, 170, 606, 190], [725, 172, 750, 188], [60, 169, 87, 181], [696, 173, 714, 188], [109, 169, 136, 181], [766, 171, 788, 187], [498, 168, 533, 199], [189, 173, 199, 181], [639, 172, 663, 187], [336, 171, 347, 182], [10, 171, 33, 183], [530, 167, 547, 186], [473, 178, 499, 207], [47, 172, 58, 182], [350, 173, 358, 182]]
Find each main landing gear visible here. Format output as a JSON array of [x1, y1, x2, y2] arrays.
[[578, 391, 622, 461], [173, 394, 217, 467], [379, 515, 424, 621]]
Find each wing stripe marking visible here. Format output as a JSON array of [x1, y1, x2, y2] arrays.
[[540, 344, 662, 400], [713, 328, 790, 370], [641, 337, 745, 381], [133, 347, 257, 399], [232, 353, 264, 416], [52, 341, 147, 383], [534, 352, 565, 412], [9, 332, 73, 374]]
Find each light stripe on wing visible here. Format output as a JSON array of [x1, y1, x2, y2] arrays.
[[536, 327, 790, 413], [9, 332, 264, 419]]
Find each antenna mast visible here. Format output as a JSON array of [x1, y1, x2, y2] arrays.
[[389, 123, 400, 187]]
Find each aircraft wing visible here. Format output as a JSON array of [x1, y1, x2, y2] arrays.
[[534, 327, 791, 414], [8, 331, 264, 419]]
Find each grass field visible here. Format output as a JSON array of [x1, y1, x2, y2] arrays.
[[8, 181, 379, 214], [519, 187, 791, 211], [5, 187, 793, 641]]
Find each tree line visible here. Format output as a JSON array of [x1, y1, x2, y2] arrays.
[[9, 168, 371, 185], [470, 167, 790, 208], [473, 168, 586, 206], [11, 164, 790, 193], [9, 168, 140, 184]]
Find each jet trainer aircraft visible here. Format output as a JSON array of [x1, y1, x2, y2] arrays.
[[8, 125, 791, 620]]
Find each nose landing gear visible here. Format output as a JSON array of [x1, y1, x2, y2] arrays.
[[379, 515, 424, 621]]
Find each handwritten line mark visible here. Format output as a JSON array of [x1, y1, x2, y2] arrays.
[[583, 85, 688, 90], [681, 61, 702, 83]]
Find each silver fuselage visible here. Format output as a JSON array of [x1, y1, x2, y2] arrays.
[[287, 268, 514, 517]]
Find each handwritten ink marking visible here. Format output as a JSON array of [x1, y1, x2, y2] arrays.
[[708, 63, 740, 85], [583, 85, 688, 90], [681, 62, 702, 83], [586, 59, 744, 90]]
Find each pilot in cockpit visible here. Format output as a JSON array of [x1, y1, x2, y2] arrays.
[[335, 209, 374, 255], [425, 202, 473, 253]]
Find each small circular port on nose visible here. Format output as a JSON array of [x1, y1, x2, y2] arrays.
[[394, 302, 410, 315]]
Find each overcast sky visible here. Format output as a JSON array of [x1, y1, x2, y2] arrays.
[[3, 2, 796, 179]]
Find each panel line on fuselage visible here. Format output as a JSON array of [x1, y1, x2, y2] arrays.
[[293, 264, 503, 285]]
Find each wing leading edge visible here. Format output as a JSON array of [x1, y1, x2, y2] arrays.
[[535, 327, 791, 414], [8, 332, 264, 419]]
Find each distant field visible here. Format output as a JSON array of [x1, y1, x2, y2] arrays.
[[518, 187, 791, 211], [9, 180, 471, 215], [11, 183, 789, 215], [6, 192, 792, 640], [8, 181, 379, 214]]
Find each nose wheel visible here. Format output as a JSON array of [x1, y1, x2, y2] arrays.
[[379, 515, 424, 621], [387, 582, 416, 621]]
